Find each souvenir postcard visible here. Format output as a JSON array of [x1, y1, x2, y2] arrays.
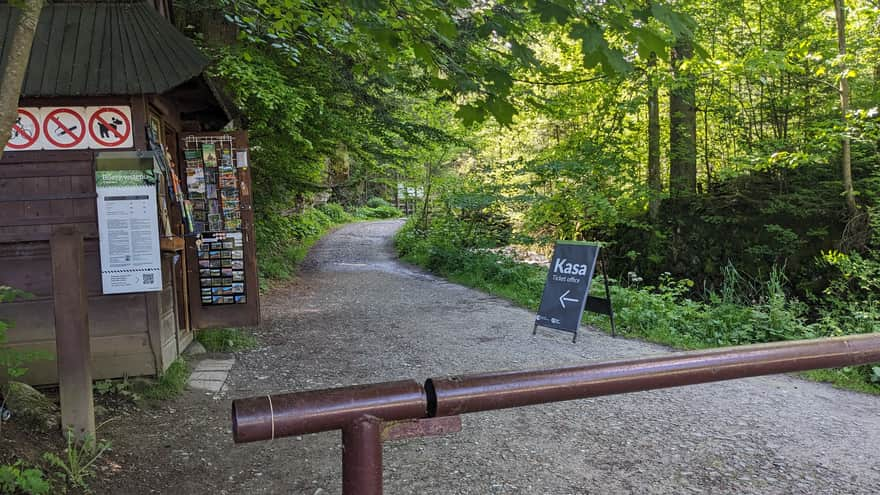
[[201, 143, 218, 167]]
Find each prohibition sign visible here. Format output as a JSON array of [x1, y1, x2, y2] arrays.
[[43, 108, 86, 149], [6, 109, 40, 150], [88, 107, 131, 148]]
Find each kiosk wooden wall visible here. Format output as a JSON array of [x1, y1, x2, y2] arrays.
[[0, 96, 185, 385]]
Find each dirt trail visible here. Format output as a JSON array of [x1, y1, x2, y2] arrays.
[[98, 219, 880, 494]]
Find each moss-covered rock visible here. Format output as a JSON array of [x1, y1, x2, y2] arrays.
[[3, 381, 59, 432]]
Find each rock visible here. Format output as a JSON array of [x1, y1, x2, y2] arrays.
[[185, 341, 207, 356], [3, 381, 59, 432]]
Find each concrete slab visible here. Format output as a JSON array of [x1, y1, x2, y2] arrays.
[[188, 358, 235, 393]]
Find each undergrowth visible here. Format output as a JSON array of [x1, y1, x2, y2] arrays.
[[140, 359, 190, 401], [195, 327, 258, 353], [255, 201, 401, 284], [396, 217, 880, 395]]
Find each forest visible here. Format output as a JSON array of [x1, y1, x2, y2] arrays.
[[171, 0, 880, 392]]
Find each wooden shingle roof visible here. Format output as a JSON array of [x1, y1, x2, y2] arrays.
[[0, 1, 209, 97]]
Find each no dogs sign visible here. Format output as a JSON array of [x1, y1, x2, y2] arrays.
[[87, 106, 133, 148], [534, 242, 600, 341], [4, 106, 134, 151]]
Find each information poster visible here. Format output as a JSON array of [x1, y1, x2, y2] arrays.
[[95, 152, 162, 294]]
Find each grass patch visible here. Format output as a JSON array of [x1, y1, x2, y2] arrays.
[[802, 369, 880, 395], [258, 236, 320, 283], [140, 358, 190, 400], [195, 327, 258, 353], [395, 218, 880, 395]]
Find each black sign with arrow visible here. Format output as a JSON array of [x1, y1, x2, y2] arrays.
[[534, 241, 601, 342]]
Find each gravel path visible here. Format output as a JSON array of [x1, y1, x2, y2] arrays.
[[99, 219, 880, 494]]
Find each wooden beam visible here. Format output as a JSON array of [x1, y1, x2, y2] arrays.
[[50, 225, 95, 439]]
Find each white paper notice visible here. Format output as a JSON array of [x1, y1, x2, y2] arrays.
[[235, 150, 248, 169], [96, 184, 162, 293]]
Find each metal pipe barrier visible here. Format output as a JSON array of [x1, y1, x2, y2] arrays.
[[232, 334, 880, 494]]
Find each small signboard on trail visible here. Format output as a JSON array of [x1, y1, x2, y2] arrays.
[[534, 241, 600, 342]]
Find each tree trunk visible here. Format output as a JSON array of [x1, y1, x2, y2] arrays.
[[834, 0, 857, 217], [647, 53, 662, 219], [669, 35, 697, 197], [0, 0, 44, 160], [420, 161, 432, 232]]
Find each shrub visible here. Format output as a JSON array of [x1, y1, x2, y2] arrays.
[[256, 205, 353, 281], [0, 462, 51, 495], [365, 197, 391, 208], [317, 202, 352, 223], [354, 204, 402, 219]]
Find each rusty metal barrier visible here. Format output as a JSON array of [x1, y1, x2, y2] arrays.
[[232, 334, 880, 494]]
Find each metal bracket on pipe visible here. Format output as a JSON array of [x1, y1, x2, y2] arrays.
[[381, 416, 462, 442]]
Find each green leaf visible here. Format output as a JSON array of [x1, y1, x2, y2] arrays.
[[570, 22, 604, 53], [533, 0, 572, 25], [650, 3, 693, 39], [455, 104, 486, 126], [429, 76, 454, 91], [435, 16, 458, 39], [486, 97, 517, 126], [486, 67, 514, 94], [630, 27, 668, 60], [509, 41, 538, 67], [413, 42, 433, 65]]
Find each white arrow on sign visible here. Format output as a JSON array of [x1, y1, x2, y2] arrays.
[[559, 289, 580, 309]]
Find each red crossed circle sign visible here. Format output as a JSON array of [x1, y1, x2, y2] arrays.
[[43, 108, 86, 148], [88, 107, 131, 147], [7, 109, 40, 150]]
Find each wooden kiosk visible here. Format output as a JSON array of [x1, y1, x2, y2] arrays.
[[0, 1, 260, 434]]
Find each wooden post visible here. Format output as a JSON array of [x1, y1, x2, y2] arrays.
[[50, 226, 95, 439]]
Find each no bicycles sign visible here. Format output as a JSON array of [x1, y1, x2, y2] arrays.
[[5, 108, 40, 151], [4, 106, 134, 151]]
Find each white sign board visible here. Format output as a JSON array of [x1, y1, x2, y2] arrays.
[[95, 154, 162, 294]]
